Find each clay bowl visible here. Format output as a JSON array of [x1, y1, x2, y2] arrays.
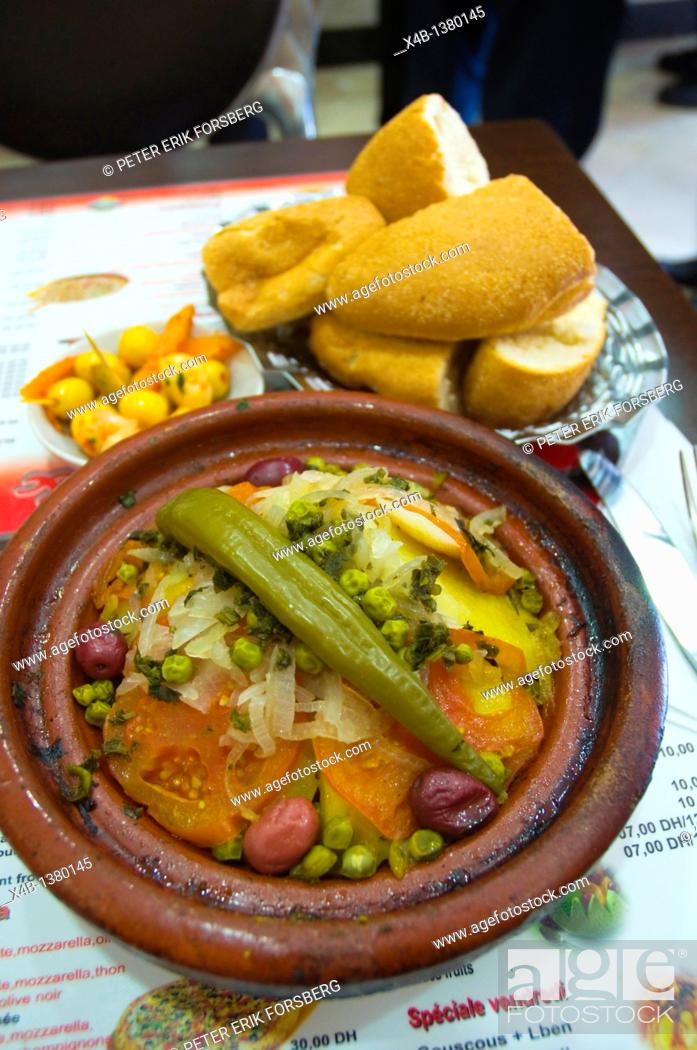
[[0, 392, 665, 995]]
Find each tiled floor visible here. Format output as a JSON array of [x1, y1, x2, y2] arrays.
[[583, 34, 697, 263]]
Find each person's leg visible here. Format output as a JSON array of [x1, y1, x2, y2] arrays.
[[483, 0, 626, 157], [380, 0, 491, 123]]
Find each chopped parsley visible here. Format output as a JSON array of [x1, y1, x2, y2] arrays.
[[128, 529, 186, 559], [215, 606, 239, 626], [403, 621, 451, 670], [212, 567, 236, 592], [118, 490, 137, 508], [409, 555, 444, 612], [124, 803, 144, 820], [235, 399, 250, 411], [109, 709, 136, 726], [134, 650, 181, 702], [184, 586, 208, 606], [230, 709, 251, 732], [275, 647, 292, 670], [103, 738, 132, 757]]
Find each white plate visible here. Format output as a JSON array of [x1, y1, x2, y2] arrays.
[[27, 320, 264, 467]]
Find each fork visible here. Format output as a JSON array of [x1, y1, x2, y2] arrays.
[[679, 445, 697, 547]]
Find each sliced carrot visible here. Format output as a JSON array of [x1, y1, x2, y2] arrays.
[[226, 481, 258, 505], [155, 304, 195, 359], [402, 503, 514, 594], [181, 333, 244, 362], [20, 356, 78, 401], [428, 660, 543, 771]]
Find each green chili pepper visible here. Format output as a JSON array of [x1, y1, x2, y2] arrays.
[[156, 489, 504, 793]]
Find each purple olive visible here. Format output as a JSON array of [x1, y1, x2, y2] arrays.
[[409, 768, 499, 841], [75, 621, 127, 679], [244, 456, 304, 487], [243, 797, 319, 874]]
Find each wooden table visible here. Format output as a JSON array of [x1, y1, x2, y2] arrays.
[[2, 120, 696, 439]]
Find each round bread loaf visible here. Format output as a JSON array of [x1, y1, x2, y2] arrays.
[[462, 290, 607, 428], [202, 196, 384, 332], [310, 314, 461, 410], [326, 176, 595, 341], [346, 93, 489, 222]]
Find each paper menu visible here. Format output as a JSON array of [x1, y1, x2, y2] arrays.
[[0, 173, 343, 539], [1, 694, 694, 1049]]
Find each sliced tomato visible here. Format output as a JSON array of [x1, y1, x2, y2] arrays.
[[313, 734, 430, 840], [403, 503, 514, 594], [104, 689, 299, 847], [226, 738, 303, 811], [428, 660, 544, 768]]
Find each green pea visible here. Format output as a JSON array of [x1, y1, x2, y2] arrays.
[[322, 816, 353, 851], [290, 845, 337, 880], [305, 456, 346, 476], [91, 679, 115, 702], [72, 684, 96, 707], [388, 840, 411, 880], [340, 845, 377, 880], [116, 562, 138, 583], [230, 637, 263, 671], [408, 829, 445, 862], [64, 764, 92, 802], [521, 589, 544, 614], [161, 654, 195, 684], [381, 618, 409, 650], [285, 500, 324, 541], [339, 568, 370, 597], [361, 586, 397, 624], [295, 643, 323, 675], [84, 701, 111, 726], [454, 643, 473, 664], [212, 835, 243, 862]]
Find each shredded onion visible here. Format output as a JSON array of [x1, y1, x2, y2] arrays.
[[469, 507, 526, 579], [249, 691, 275, 756], [268, 646, 297, 737]]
